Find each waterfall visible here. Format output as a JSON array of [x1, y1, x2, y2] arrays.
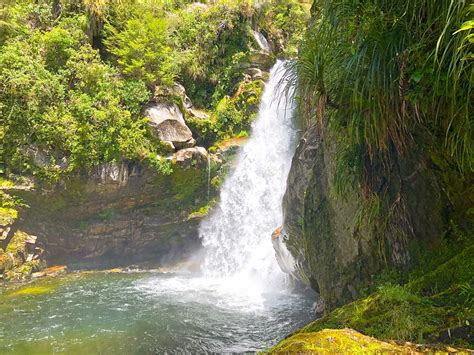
[[199, 61, 297, 290], [253, 30, 271, 53]]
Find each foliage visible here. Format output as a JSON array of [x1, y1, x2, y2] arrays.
[[169, 1, 254, 107], [187, 79, 264, 146], [255, 0, 307, 57], [0, 15, 168, 179], [0, 0, 307, 182], [290, 0, 473, 197], [104, 13, 176, 86], [282, 241, 474, 346]]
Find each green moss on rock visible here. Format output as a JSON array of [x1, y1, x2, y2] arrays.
[[273, 242, 474, 349], [408, 245, 474, 297], [269, 328, 470, 354]]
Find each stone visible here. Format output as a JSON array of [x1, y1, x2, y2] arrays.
[[154, 83, 193, 109], [173, 147, 209, 169], [13, 159, 210, 269], [248, 52, 274, 69], [187, 108, 210, 120], [279, 123, 446, 310], [174, 138, 196, 150], [270, 328, 456, 353], [146, 103, 195, 150], [25, 234, 37, 245], [245, 68, 264, 80]]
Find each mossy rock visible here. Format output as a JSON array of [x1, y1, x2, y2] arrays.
[[269, 328, 469, 354], [5, 230, 28, 256], [278, 243, 474, 347], [408, 244, 474, 297], [300, 285, 449, 343], [4, 260, 45, 281]]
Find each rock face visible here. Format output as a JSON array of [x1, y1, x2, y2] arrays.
[[277, 126, 446, 310], [14, 161, 212, 268], [146, 103, 196, 150]]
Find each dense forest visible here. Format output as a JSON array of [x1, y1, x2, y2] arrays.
[[0, 0, 306, 180], [0, 0, 473, 353]]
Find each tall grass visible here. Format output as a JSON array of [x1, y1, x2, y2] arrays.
[[290, 0, 473, 179]]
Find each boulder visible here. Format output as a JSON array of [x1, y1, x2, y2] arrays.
[[173, 147, 209, 169], [245, 68, 264, 80], [248, 52, 274, 70], [154, 83, 193, 109], [280, 124, 446, 310], [145, 103, 195, 150], [187, 108, 210, 120]]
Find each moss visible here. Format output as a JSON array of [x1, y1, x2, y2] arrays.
[[168, 166, 208, 208], [188, 198, 218, 219], [408, 245, 474, 297], [274, 243, 474, 349], [299, 286, 446, 343], [269, 328, 434, 353], [268, 328, 470, 354], [6, 281, 58, 297]]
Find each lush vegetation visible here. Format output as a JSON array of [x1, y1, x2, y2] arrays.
[[287, 0, 473, 284], [290, 0, 473, 191], [0, 0, 307, 181], [273, 0, 474, 350], [272, 242, 474, 348]]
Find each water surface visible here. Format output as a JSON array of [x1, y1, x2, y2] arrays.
[[0, 272, 314, 354]]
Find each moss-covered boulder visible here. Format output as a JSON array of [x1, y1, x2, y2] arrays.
[[269, 328, 470, 353], [274, 246, 474, 348], [1, 231, 46, 281]]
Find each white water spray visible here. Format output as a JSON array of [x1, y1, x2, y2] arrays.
[[199, 61, 297, 292], [253, 30, 271, 53]]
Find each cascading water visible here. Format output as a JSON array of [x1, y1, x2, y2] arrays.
[[0, 61, 314, 354], [199, 60, 297, 292]]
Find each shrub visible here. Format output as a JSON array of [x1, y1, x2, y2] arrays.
[[105, 13, 176, 86]]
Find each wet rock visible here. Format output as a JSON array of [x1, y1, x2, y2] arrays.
[[14, 160, 210, 268], [248, 52, 274, 70], [271, 226, 297, 275], [32, 265, 67, 278], [280, 124, 445, 310]]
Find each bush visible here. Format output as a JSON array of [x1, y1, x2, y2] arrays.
[[105, 13, 176, 87]]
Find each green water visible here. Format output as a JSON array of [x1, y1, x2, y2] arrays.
[[0, 271, 314, 354]]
